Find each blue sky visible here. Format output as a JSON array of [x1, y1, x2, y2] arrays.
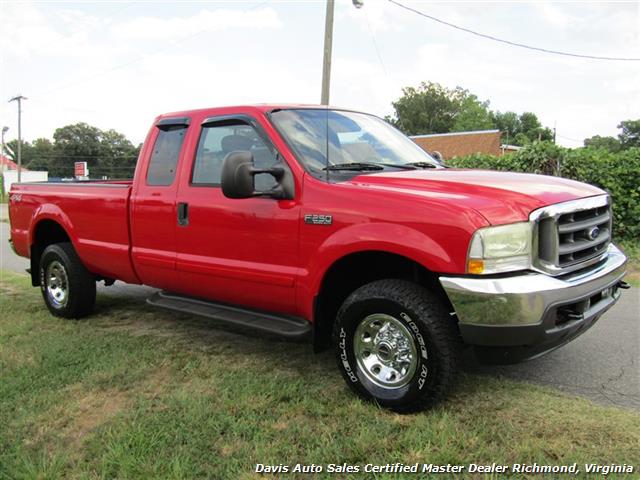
[[1, 1, 638, 147]]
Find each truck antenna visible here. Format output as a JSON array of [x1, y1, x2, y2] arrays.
[[325, 107, 330, 183]]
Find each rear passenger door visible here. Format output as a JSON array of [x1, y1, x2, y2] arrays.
[[130, 117, 190, 291], [174, 115, 300, 315]]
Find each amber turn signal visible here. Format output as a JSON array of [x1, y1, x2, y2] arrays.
[[467, 259, 484, 274]]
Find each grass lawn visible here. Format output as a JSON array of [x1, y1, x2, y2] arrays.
[[1, 270, 638, 479]]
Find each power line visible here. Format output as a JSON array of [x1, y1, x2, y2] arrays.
[[557, 134, 583, 143], [364, 8, 387, 76], [387, 0, 640, 62]]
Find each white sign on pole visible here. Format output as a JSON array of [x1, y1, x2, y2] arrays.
[[74, 162, 89, 180]]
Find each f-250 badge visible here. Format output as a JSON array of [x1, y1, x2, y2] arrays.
[[304, 214, 333, 225]]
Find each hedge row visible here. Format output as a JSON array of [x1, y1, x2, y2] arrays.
[[447, 142, 640, 240]]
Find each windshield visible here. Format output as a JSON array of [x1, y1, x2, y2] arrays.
[[270, 109, 440, 175]]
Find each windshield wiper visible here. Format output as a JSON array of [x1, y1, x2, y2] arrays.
[[373, 162, 418, 170], [323, 162, 384, 171], [324, 162, 421, 171], [406, 161, 438, 169]]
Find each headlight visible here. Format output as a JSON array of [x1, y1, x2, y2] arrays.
[[467, 222, 532, 274]]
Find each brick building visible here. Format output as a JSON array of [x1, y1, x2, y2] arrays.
[[411, 130, 518, 160]]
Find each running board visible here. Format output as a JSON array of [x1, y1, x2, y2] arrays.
[[147, 291, 311, 340]]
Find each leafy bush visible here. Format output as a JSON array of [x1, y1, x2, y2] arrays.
[[447, 152, 523, 172], [448, 143, 640, 240]]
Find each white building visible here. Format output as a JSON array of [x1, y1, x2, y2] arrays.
[[1, 154, 48, 193]]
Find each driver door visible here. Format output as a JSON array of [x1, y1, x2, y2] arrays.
[[174, 115, 300, 315]]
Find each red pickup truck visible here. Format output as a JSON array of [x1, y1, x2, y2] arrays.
[[9, 105, 629, 411]]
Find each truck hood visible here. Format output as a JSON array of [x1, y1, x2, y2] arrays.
[[348, 169, 605, 225]]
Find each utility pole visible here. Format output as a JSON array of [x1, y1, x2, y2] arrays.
[[321, 0, 364, 105], [9, 95, 27, 183], [553, 121, 560, 174], [1, 126, 8, 159], [1, 126, 7, 197], [321, 0, 335, 105]]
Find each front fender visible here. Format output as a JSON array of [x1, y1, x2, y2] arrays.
[[315, 222, 453, 275], [299, 222, 463, 320]]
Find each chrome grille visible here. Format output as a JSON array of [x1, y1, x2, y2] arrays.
[[530, 195, 612, 275], [557, 206, 610, 267]]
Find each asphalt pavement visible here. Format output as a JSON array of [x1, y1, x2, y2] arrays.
[[1, 220, 638, 409]]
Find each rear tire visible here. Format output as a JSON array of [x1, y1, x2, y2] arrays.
[[333, 279, 461, 412], [39, 243, 96, 318]]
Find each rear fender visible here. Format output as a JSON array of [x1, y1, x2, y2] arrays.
[[29, 204, 78, 247], [28, 205, 77, 285]]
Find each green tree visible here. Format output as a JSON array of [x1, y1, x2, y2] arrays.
[[584, 135, 621, 152], [50, 123, 138, 178], [520, 112, 553, 142], [452, 95, 494, 132], [95, 129, 138, 178], [6, 123, 139, 178], [387, 82, 554, 143], [492, 111, 552, 145], [617, 119, 640, 149], [513, 132, 530, 146], [5, 139, 34, 167], [26, 138, 54, 171], [386, 81, 468, 135], [492, 111, 520, 143], [519, 112, 540, 133], [51, 123, 102, 177]]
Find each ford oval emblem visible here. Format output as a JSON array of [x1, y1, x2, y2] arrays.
[[588, 226, 600, 240]]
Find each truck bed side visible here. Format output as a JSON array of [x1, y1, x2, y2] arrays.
[[9, 181, 140, 284]]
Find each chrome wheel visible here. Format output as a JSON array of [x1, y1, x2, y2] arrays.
[[354, 313, 418, 389], [46, 260, 69, 308]]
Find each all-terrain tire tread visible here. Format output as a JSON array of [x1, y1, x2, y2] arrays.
[[40, 242, 96, 318], [333, 279, 462, 412]]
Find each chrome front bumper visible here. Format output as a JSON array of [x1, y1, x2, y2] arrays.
[[439, 244, 628, 363]]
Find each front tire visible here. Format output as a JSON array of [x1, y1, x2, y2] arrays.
[[39, 243, 96, 318], [333, 279, 461, 412]]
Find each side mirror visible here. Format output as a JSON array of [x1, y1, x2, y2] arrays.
[[431, 150, 445, 165], [221, 151, 255, 199], [221, 151, 294, 200]]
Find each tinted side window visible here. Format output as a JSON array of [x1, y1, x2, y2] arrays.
[[192, 122, 277, 189], [146, 126, 187, 186]]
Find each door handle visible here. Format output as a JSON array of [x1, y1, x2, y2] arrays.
[[177, 202, 189, 226]]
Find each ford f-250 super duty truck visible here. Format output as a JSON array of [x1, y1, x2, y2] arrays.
[[9, 105, 629, 411]]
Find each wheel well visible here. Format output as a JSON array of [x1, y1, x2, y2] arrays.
[[313, 251, 453, 352], [30, 220, 71, 286]]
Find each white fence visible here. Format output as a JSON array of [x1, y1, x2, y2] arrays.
[[2, 170, 49, 194]]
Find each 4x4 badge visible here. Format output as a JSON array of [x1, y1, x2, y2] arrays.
[[304, 214, 333, 225]]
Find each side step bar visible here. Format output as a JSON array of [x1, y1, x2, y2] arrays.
[[147, 291, 311, 340]]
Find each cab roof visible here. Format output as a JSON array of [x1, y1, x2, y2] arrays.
[[156, 103, 338, 120]]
